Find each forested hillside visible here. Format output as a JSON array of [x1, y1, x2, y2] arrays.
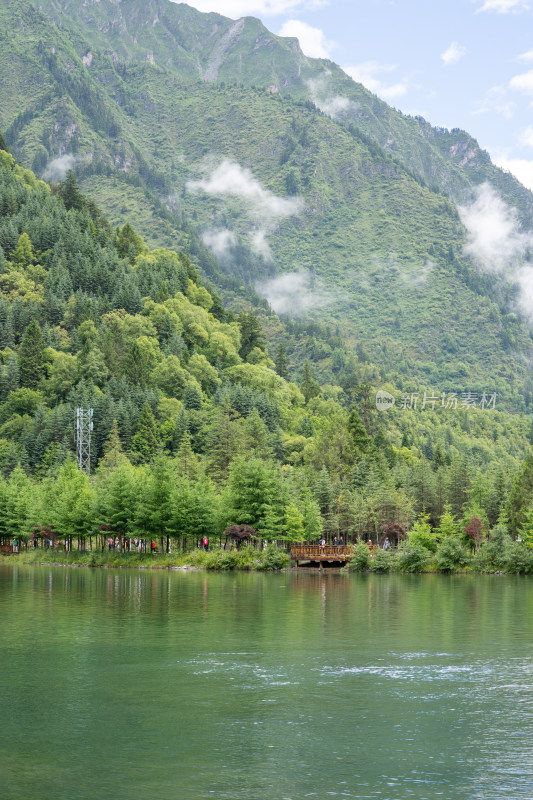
[[1, 141, 532, 552], [2, 0, 533, 410]]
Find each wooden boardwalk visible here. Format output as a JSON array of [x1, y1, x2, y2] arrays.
[[290, 545, 352, 567]]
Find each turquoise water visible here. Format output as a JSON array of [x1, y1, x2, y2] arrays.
[[1, 566, 532, 800]]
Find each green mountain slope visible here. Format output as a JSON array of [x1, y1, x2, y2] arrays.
[[31, 0, 533, 221], [2, 0, 533, 411]]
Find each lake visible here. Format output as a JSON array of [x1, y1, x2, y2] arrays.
[[1, 566, 532, 800]]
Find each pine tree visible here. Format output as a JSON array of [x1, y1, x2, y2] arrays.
[[183, 384, 203, 410], [59, 170, 84, 211], [275, 343, 288, 379], [243, 407, 272, 459], [11, 233, 35, 268], [301, 490, 323, 540], [507, 448, 533, 535], [99, 462, 138, 537], [99, 420, 128, 471], [18, 319, 45, 389], [176, 432, 199, 481], [130, 403, 159, 463], [206, 398, 242, 483], [238, 311, 265, 360], [283, 504, 305, 541], [300, 361, 321, 404], [316, 466, 334, 516], [347, 409, 370, 457]]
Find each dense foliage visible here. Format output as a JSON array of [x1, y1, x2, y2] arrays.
[[2, 0, 533, 409], [0, 148, 532, 563]]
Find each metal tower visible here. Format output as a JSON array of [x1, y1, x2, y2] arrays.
[[76, 407, 93, 474]]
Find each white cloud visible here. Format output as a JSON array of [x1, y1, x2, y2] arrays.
[[519, 126, 533, 147], [515, 265, 533, 321], [458, 183, 533, 321], [494, 155, 533, 190], [188, 159, 302, 220], [474, 0, 530, 12], [458, 182, 531, 272], [441, 42, 467, 66], [256, 269, 331, 315], [174, 0, 327, 17], [518, 48, 533, 60], [306, 72, 355, 118], [344, 61, 409, 101], [249, 229, 272, 260], [201, 229, 237, 259], [509, 69, 533, 94], [472, 85, 516, 118], [400, 260, 435, 288], [188, 159, 303, 262], [42, 154, 78, 181], [278, 19, 333, 59]]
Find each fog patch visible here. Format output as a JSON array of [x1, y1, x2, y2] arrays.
[[458, 182, 531, 273], [187, 159, 302, 221], [202, 228, 237, 260], [459, 182, 533, 322], [307, 72, 358, 119], [42, 154, 80, 181], [187, 159, 303, 261], [515, 265, 533, 322], [256, 270, 332, 315], [249, 229, 273, 260], [400, 259, 434, 288]]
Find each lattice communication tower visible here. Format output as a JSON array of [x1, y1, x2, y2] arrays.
[[76, 407, 93, 474]]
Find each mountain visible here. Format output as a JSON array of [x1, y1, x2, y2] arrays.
[[30, 0, 533, 221], [2, 0, 533, 411]]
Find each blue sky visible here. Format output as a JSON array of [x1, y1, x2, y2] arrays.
[[179, 0, 533, 190]]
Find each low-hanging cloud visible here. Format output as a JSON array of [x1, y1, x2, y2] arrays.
[[188, 160, 302, 220], [256, 269, 333, 315], [458, 182, 533, 321], [458, 182, 531, 272], [42, 154, 79, 181], [307, 72, 357, 119], [201, 228, 237, 260], [187, 159, 303, 261]]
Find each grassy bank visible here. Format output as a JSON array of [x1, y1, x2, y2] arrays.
[[0, 544, 291, 571]]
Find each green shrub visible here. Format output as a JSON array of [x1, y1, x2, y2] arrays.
[[396, 542, 429, 573], [257, 544, 290, 571], [434, 537, 470, 572], [408, 514, 437, 553], [504, 542, 533, 574], [472, 524, 513, 572], [370, 548, 396, 573], [346, 541, 371, 572]]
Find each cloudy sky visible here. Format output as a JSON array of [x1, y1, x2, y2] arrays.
[[176, 0, 533, 190]]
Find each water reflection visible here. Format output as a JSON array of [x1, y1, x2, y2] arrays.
[[1, 566, 532, 800]]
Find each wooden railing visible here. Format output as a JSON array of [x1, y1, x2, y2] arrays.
[[290, 545, 352, 559]]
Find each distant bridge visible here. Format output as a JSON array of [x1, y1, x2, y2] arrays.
[[290, 545, 353, 568]]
